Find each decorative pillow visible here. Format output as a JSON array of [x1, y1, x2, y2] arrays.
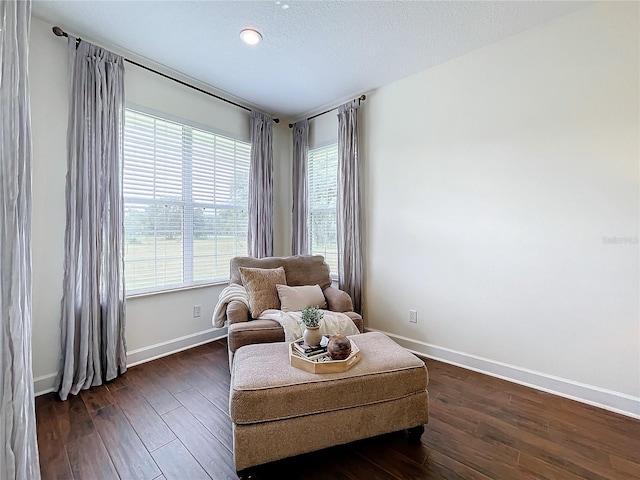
[[239, 266, 287, 318], [276, 284, 327, 312]]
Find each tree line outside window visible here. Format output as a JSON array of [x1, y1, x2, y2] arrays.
[[123, 109, 250, 294]]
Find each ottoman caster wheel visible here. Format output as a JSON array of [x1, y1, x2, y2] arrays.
[[407, 424, 425, 442], [236, 469, 254, 479]]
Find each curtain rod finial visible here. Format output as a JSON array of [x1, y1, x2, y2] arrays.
[[52, 26, 66, 37], [360, 95, 366, 101]]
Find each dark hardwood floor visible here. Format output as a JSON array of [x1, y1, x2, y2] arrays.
[[36, 338, 640, 480]]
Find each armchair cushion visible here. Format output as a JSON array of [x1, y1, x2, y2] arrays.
[[239, 266, 287, 318], [231, 255, 332, 290], [323, 286, 354, 313], [276, 284, 327, 312]]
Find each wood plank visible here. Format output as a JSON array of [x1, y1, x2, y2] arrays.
[[176, 350, 230, 386], [428, 399, 481, 435], [174, 387, 233, 451], [54, 392, 95, 443], [80, 384, 115, 412], [609, 454, 640, 479], [151, 439, 210, 480], [143, 358, 193, 395], [351, 436, 437, 480], [66, 431, 118, 480], [423, 416, 521, 480], [126, 366, 182, 415], [179, 369, 230, 415], [517, 452, 590, 480], [476, 419, 618, 480], [36, 396, 74, 480], [546, 417, 640, 465], [427, 450, 493, 480], [437, 390, 550, 436], [427, 371, 512, 405], [357, 431, 431, 466], [162, 406, 237, 479], [434, 389, 610, 467], [424, 359, 471, 381], [91, 404, 161, 479], [105, 370, 132, 391], [252, 447, 353, 480], [510, 391, 640, 438], [330, 445, 399, 480], [109, 384, 176, 451]]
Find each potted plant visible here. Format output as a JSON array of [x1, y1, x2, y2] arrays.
[[300, 306, 324, 346]]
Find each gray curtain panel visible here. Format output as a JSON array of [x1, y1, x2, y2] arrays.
[[337, 99, 364, 313], [248, 111, 274, 258], [56, 37, 127, 401], [0, 0, 42, 478], [291, 119, 309, 255]]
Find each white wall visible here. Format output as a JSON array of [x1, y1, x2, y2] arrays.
[[363, 3, 639, 416], [273, 122, 293, 257], [30, 17, 69, 393], [29, 16, 292, 393]]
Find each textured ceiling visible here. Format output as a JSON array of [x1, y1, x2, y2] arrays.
[[31, 1, 590, 119]]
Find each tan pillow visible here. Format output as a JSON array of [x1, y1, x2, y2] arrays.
[[239, 266, 287, 318], [276, 284, 327, 312]]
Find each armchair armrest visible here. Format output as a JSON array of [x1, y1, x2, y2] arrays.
[[323, 286, 354, 313], [227, 300, 250, 325]]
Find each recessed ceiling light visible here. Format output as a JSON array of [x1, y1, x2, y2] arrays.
[[240, 29, 262, 46]]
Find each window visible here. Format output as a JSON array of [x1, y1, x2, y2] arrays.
[[123, 108, 250, 294], [307, 143, 339, 276]]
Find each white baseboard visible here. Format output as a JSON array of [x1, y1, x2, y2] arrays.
[[34, 372, 59, 397], [126, 327, 228, 367], [34, 327, 228, 397], [366, 327, 640, 420]]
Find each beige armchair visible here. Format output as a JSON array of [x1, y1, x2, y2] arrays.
[[225, 255, 364, 366]]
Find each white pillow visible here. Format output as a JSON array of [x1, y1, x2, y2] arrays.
[[276, 284, 327, 312]]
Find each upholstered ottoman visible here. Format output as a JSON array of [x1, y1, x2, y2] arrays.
[[229, 331, 429, 474]]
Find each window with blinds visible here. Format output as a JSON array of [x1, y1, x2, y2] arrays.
[[123, 108, 250, 294], [307, 143, 339, 276]]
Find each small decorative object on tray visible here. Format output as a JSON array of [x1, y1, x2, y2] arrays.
[[327, 334, 352, 360], [290, 337, 360, 374]]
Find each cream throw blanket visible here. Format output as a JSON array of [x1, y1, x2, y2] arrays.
[[259, 310, 359, 343], [213, 284, 359, 341], [213, 284, 250, 328]]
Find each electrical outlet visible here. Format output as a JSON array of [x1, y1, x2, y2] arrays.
[[193, 305, 201, 318], [409, 310, 418, 324]]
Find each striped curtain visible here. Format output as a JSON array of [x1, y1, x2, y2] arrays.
[[0, 0, 42, 477], [337, 99, 364, 313], [291, 119, 309, 255], [248, 111, 274, 258], [56, 37, 127, 401]]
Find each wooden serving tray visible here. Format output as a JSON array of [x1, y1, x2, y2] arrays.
[[289, 339, 360, 374]]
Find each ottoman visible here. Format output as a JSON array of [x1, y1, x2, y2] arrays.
[[229, 331, 429, 473]]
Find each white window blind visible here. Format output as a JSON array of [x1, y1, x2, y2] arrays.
[[123, 109, 250, 294], [308, 143, 339, 276]]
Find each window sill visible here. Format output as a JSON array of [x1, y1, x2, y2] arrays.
[[126, 281, 228, 299]]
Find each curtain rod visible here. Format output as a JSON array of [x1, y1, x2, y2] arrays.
[[288, 95, 366, 128], [52, 26, 280, 124]]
